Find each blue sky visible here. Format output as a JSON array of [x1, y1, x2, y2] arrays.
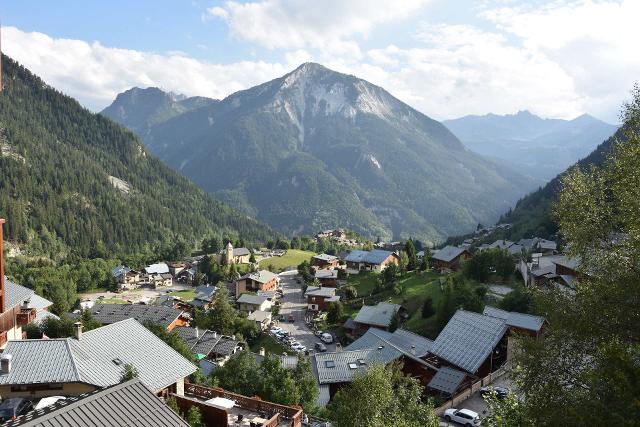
[[2, 1, 637, 122]]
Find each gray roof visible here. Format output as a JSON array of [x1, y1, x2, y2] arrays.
[[430, 310, 508, 374], [313, 348, 401, 384], [33, 310, 59, 326], [427, 367, 467, 395], [248, 310, 272, 322], [240, 270, 278, 284], [83, 304, 183, 329], [313, 254, 338, 262], [362, 250, 394, 265], [346, 328, 433, 358], [353, 302, 400, 328], [2, 379, 189, 427], [145, 263, 170, 274], [253, 353, 299, 370], [483, 307, 545, 332], [345, 250, 368, 263], [507, 244, 524, 255], [315, 269, 338, 279], [237, 293, 269, 305], [517, 238, 538, 250], [233, 247, 251, 257], [212, 337, 240, 356], [4, 277, 53, 311], [552, 256, 579, 270], [431, 246, 468, 263], [537, 239, 557, 250], [304, 286, 336, 298], [489, 240, 514, 249], [173, 326, 221, 356], [193, 285, 216, 302], [0, 319, 197, 392], [111, 265, 131, 278]]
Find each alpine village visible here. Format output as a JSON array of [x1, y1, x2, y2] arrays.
[[0, 3, 638, 427]]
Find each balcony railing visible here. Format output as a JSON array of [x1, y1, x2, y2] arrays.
[[16, 308, 37, 326]]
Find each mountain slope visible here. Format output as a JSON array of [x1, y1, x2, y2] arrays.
[[104, 63, 536, 244], [496, 128, 621, 240], [0, 55, 276, 258], [101, 86, 218, 137], [444, 111, 618, 181]]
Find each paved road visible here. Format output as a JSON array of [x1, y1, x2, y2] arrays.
[[440, 374, 513, 425], [276, 270, 336, 353]]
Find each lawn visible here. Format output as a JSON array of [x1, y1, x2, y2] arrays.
[[248, 333, 294, 355], [258, 249, 316, 272], [168, 289, 196, 300]]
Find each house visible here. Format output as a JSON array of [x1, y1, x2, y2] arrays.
[[348, 302, 401, 335], [189, 284, 217, 310], [314, 268, 339, 287], [304, 286, 340, 311], [148, 273, 173, 289], [78, 304, 187, 331], [219, 242, 252, 265], [169, 263, 186, 276], [430, 246, 472, 272], [173, 326, 240, 364], [520, 254, 579, 290], [176, 267, 197, 284], [3, 379, 190, 427], [145, 263, 170, 275], [427, 310, 508, 377], [483, 306, 546, 338], [345, 250, 398, 274], [0, 319, 197, 399], [346, 327, 434, 358], [236, 294, 272, 313], [311, 254, 339, 269], [235, 270, 278, 296], [488, 240, 514, 250], [247, 310, 273, 330], [111, 265, 141, 291]]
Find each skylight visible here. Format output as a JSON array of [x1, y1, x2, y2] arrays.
[[324, 360, 335, 368], [348, 363, 358, 369]]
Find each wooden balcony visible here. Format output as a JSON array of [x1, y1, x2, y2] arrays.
[[16, 308, 37, 326]]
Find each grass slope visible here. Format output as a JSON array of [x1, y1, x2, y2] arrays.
[[259, 249, 316, 272]]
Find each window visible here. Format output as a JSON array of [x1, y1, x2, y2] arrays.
[[348, 363, 358, 369], [357, 359, 366, 365], [324, 360, 335, 368], [112, 358, 123, 366]]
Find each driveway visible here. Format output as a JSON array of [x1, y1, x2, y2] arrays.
[[440, 374, 513, 425], [276, 270, 336, 353]]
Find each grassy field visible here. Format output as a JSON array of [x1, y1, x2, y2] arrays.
[[258, 249, 316, 272], [343, 270, 444, 339], [169, 289, 196, 300], [249, 333, 294, 355]]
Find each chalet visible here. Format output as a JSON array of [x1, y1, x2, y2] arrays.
[[304, 286, 340, 312], [311, 254, 339, 269], [347, 302, 401, 335], [5, 379, 191, 427], [148, 273, 173, 289], [173, 326, 240, 364], [190, 284, 217, 309], [426, 310, 508, 378], [145, 263, 170, 275], [488, 239, 514, 250], [314, 268, 339, 287], [344, 250, 398, 274], [483, 306, 546, 338], [78, 304, 188, 331], [235, 270, 278, 296], [0, 319, 196, 399], [176, 267, 197, 284], [519, 254, 579, 290], [169, 263, 186, 276], [111, 265, 141, 291], [430, 246, 472, 272], [247, 310, 273, 330], [236, 294, 272, 313]]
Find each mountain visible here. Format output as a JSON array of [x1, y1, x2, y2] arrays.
[[101, 87, 218, 137], [103, 63, 536, 244], [443, 110, 618, 181], [495, 128, 621, 240], [0, 55, 276, 258]]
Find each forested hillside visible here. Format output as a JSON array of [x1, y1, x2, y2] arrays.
[[0, 55, 276, 258]]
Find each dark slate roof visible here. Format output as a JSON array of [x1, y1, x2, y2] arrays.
[[427, 367, 467, 395], [212, 337, 240, 356], [237, 294, 269, 305], [346, 328, 433, 358], [304, 286, 336, 298], [111, 265, 131, 278], [313, 348, 401, 384], [233, 247, 251, 257], [430, 310, 508, 374], [363, 250, 394, 265], [489, 240, 514, 249], [173, 326, 221, 355], [0, 319, 197, 392], [353, 303, 400, 327], [345, 250, 368, 263], [431, 246, 467, 263], [4, 277, 53, 311], [1, 379, 188, 427], [84, 304, 183, 329], [193, 285, 216, 302], [483, 307, 545, 332]]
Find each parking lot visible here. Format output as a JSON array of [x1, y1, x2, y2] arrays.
[[272, 270, 337, 353]]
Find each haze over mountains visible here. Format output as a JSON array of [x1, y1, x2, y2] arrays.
[[444, 111, 618, 181], [103, 63, 537, 244]]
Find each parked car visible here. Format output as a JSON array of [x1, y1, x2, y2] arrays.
[[480, 386, 510, 399], [314, 342, 327, 352], [292, 343, 306, 352], [0, 398, 33, 422], [34, 396, 65, 410], [443, 408, 480, 426], [270, 326, 283, 334], [320, 332, 333, 344], [314, 330, 323, 337]]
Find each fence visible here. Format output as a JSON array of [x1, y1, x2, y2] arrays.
[[434, 365, 509, 415]]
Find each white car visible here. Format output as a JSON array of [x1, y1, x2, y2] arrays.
[[443, 408, 480, 426], [270, 327, 283, 334], [320, 332, 333, 344], [292, 343, 306, 352]]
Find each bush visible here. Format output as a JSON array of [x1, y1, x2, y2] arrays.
[[343, 285, 357, 299], [421, 297, 435, 318]]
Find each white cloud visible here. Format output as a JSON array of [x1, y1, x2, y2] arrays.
[[2, 26, 290, 111], [205, 0, 430, 57]]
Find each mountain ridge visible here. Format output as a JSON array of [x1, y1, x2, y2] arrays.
[[103, 62, 537, 244]]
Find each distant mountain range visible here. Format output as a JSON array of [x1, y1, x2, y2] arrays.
[[102, 63, 537, 244], [0, 55, 276, 257], [443, 111, 618, 181]]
